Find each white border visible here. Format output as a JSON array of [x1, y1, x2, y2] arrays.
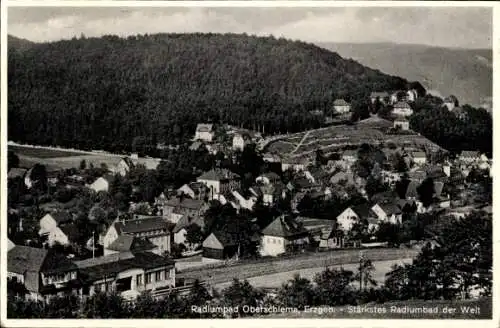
[[1, 1, 498, 328]]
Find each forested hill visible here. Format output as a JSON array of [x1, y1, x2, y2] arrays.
[[8, 33, 410, 152]]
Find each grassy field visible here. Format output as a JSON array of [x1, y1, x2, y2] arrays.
[[215, 258, 412, 290], [177, 248, 418, 286], [263, 297, 492, 319], [265, 118, 443, 159], [9, 145, 86, 158]]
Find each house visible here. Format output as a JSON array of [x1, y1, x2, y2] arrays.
[[231, 189, 257, 211], [263, 153, 281, 163], [202, 232, 240, 260], [39, 212, 73, 236], [103, 235, 158, 256], [232, 132, 252, 151], [260, 216, 310, 257], [7, 246, 79, 301], [110, 157, 135, 177], [333, 99, 351, 114], [336, 204, 376, 232], [196, 168, 241, 199], [281, 157, 307, 172], [370, 92, 390, 105], [172, 215, 205, 247], [295, 217, 336, 245], [8, 168, 27, 180], [74, 251, 175, 301], [452, 106, 467, 120], [260, 183, 286, 206], [443, 96, 458, 111], [406, 89, 418, 102], [319, 228, 345, 249], [103, 216, 173, 255], [371, 202, 402, 224], [458, 151, 481, 163], [392, 101, 413, 117], [381, 170, 402, 186], [290, 177, 318, 193], [393, 118, 410, 131], [194, 124, 215, 142], [162, 196, 207, 224], [411, 152, 427, 165], [342, 150, 358, 163], [87, 175, 113, 193], [46, 224, 80, 247], [256, 172, 281, 185], [177, 182, 210, 201], [8, 238, 16, 252], [405, 181, 420, 200]]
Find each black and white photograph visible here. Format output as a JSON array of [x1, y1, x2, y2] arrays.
[[2, 2, 494, 323]]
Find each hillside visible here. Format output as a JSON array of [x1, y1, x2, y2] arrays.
[[8, 33, 410, 152], [8, 35, 37, 52], [317, 42, 492, 109]]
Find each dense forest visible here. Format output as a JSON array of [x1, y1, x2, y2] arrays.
[[8, 33, 410, 152]]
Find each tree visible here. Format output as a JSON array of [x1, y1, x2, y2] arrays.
[[417, 178, 435, 208], [314, 268, 356, 305], [8, 151, 20, 170], [79, 159, 87, 170], [186, 279, 212, 307], [185, 224, 204, 249], [222, 279, 264, 317], [81, 292, 130, 318], [277, 274, 317, 310], [355, 258, 377, 291], [365, 176, 388, 199]]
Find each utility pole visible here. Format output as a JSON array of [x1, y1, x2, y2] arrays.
[[359, 251, 364, 292], [92, 231, 95, 259]]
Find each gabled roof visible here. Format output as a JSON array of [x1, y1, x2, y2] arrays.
[[59, 224, 80, 242], [8, 239, 15, 251], [262, 216, 309, 238], [370, 92, 389, 98], [164, 197, 205, 210], [434, 181, 445, 198], [460, 151, 480, 158], [259, 172, 281, 182], [114, 217, 173, 235], [47, 211, 73, 224], [405, 181, 420, 199], [76, 252, 174, 283], [393, 101, 411, 109], [8, 168, 27, 179], [333, 99, 349, 106], [197, 168, 240, 181], [377, 202, 402, 216], [196, 124, 213, 133], [203, 231, 239, 248], [352, 203, 375, 219], [106, 235, 157, 253], [173, 215, 205, 233], [8, 246, 48, 293]]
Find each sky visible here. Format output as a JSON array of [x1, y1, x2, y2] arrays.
[[8, 6, 492, 49]]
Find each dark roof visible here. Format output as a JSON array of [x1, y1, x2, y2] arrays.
[[8, 246, 48, 293], [262, 216, 309, 238], [60, 224, 80, 242], [173, 215, 205, 233], [114, 217, 172, 235], [333, 99, 349, 106], [460, 151, 480, 158], [352, 203, 374, 219], [121, 157, 135, 168], [378, 203, 402, 216], [76, 252, 174, 283], [198, 168, 240, 181], [405, 181, 420, 199], [189, 182, 209, 194], [8, 168, 27, 179], [164, 197, 205, 210], [370, 92, 389, 98], [260, 172, 281, 181], [107, 235, 157, 253], [49, 211, 73, 224], [296, 217, 336, 231], [394, 101, 411, 109], [293, 177, 316, 190]]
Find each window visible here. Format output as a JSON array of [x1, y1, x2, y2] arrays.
[[136, 274, 142, 286], [145, 273, 152, 284], [155, 271, 162, 281], [70, 272, 77, 280], [164, 269, 170, 280]]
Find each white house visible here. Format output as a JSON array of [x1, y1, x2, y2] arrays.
[[371, 203, 402, 225], [260, 216, 310, 257], [393, 118, 410, 131], [194, 124, 215, 142], [281, 157, 307, 172], [333, 99, 351, 114], [336, 204, 374, 232], [406, 89, 418, 102], [392, 101, 413, 117], [411, 151, 427, 166], [88, 175, 112, 193], [232, 133, 252, 151], [342, 150, 358, 163], [111, 157, 135, 177], [39, 212, 72, 236], [196, 168, 241, 200]]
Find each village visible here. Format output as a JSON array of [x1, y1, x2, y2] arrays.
[[6, 89, 492, 306]]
